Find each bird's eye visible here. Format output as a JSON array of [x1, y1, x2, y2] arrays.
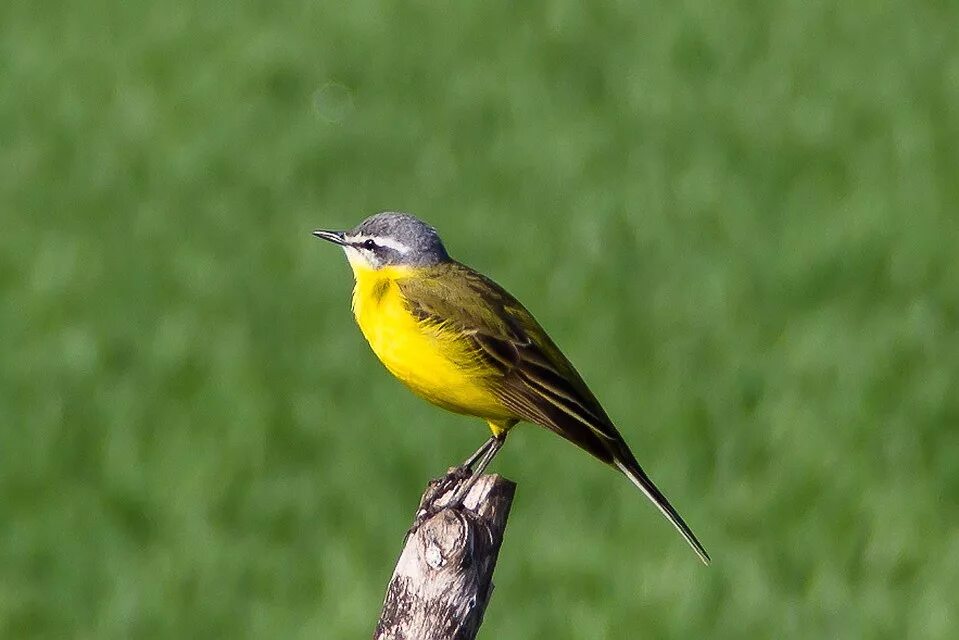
[[362, 239, 377, 250]]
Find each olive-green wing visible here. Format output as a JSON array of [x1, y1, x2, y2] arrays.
[[397, 262, 712, 564], [396, 261, 622, 461]]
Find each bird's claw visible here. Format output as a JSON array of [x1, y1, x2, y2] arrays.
[[407, 467, 473, 536], [446, 465, 473, 482]]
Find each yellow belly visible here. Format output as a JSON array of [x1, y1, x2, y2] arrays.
[[351, 266, 513, 422]]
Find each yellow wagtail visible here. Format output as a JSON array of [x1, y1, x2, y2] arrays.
[[313, 212, 710, 564]]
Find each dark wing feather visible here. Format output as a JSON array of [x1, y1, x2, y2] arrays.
[[397, 261, 622, 463]]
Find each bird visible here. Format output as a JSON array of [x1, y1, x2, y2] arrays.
[[313, 212, 710, 564]]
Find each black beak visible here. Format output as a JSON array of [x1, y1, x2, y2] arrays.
[[312, 229, 347, 245]]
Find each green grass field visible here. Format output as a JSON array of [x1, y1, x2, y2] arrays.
[[2, 1, 958, 637]]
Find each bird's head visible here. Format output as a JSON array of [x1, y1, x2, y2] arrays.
[[313, 212, 450, 273]]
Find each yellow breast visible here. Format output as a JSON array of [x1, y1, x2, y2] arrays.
[[350, 265, 512, 420]]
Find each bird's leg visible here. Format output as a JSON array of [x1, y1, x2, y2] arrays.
[[457, 435, 498, 476], [445, 433, 506, 509], [410, 434, 507, 535], [418, 436, 497, 518]]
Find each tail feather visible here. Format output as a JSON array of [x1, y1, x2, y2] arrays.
[[613, 457, 711, 565]]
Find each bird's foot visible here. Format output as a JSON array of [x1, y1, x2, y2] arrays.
[[446, 464, 473, 483], [423, 466, 472, 508], [408, 467, 474, 536]]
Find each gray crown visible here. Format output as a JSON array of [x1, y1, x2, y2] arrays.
[[350, 212, 450, 266]]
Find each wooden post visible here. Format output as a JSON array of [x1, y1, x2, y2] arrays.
[[373, 473, 516, 640]]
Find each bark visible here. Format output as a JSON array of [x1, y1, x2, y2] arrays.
[[373, 473, 516, 640]]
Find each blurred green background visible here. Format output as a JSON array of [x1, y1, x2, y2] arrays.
[[2, 0, 957, 638]]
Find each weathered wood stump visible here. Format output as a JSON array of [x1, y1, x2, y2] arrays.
[[373, 473, 516, 640]]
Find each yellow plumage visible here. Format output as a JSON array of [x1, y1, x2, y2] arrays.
[[314, 212, 709, 564], [350, 263, 516, 432]]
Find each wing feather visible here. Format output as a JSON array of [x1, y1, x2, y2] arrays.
[[397, 262, 620, 449]]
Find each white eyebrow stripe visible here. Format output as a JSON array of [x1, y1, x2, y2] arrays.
[[347, 235, 411, 254], [376, 237, 411, 253]]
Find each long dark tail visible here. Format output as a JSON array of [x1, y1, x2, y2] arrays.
[[613, 449, 710, 565]]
